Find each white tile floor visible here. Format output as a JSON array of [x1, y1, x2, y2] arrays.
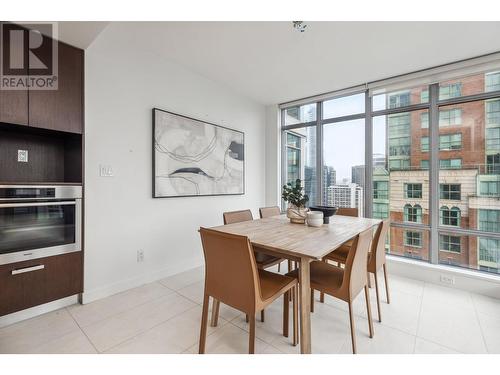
[[1, 265, 500, 354]]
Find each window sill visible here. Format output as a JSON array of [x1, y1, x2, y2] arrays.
[[387, 254, 500, 299]]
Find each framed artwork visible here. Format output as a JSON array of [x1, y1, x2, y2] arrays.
[[153, 108, 245, 198]]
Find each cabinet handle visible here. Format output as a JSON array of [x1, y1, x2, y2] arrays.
[[11, 264, 45, 275]]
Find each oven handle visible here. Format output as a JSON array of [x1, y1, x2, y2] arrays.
[[0, 201, 76, 208], [11, 264, 45, 275]]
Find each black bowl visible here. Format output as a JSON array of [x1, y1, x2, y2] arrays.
[[309, 206, 338, 224]]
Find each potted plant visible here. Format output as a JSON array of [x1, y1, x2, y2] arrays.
[[282, 179, 309, 224]]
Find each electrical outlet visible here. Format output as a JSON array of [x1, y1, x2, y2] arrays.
[[18, 149, 28, 162], [137, 250, 144, 263], [440, 274, 455, 285], [99, 164, 114, 177]]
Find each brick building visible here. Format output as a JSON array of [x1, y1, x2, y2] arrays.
[[376, 71, 500, 273]]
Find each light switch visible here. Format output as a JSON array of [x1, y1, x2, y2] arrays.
[[99, 164, 114, 177], [18, 150, 28, 162]]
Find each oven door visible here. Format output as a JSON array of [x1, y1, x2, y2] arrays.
[[0, 199, 82, 265]]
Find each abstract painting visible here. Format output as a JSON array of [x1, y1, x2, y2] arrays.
[[153, 108, 245, 198]]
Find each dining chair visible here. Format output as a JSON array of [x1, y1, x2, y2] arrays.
[[259, 206, 294, 273], [321, 220, 390, 322], [336, 207, 359, 217], [198, 228, 298, 354], [286, 228, 374, 354], [318, 207, 359, 303], [212, 209, 283, 324]]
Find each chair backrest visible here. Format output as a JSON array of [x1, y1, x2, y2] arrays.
[[340, 228, 373, 298], [199, 228, 260, 313], [336, 208, 358, 217], [368, 220, 390, 273], [259, 206, 281, 218], [223, 209, 253, 224]]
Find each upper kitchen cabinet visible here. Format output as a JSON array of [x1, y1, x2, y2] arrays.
[[0, 87, 29, 126], [0, 23, 29, 126], [29, 42, 84, 134]]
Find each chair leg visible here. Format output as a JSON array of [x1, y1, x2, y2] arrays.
[[278, 262, 281, 272], [364, 286, 374, 339], [383, 263, 391, 304], [246, 314, 249, 323], [320, 259, 327, 303], [283, 291, 289, 337], [310, 289, 314, 313], [292, 286, 298, 346], [374, 271, 382, 322], [261, 310, 265, 322], [249, 314, 256, 354], [199, 294, 210, 354], [348, 301, 357, 354], [210, 298, 220, 327], [367, 272, 372, 288], [288, 260, 292, 272]]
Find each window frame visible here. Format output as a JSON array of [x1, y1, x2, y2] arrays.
[[280, 61, 500, 276]]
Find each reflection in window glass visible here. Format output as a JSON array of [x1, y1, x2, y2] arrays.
[[284, 103, 317, 126], [323, 93, 365, 119], [284, 128, 316, 207], [372, 85, 429, 111]]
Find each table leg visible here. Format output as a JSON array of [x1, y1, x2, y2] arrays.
[[298, 257, 311, 354]]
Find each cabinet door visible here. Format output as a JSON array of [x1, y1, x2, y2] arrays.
[[0, 22, 29, 126], [29, 42, 83, 134], [0, 252, 83, 317], [0, 91, 29, 126]]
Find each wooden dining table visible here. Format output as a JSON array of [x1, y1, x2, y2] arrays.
[[209, 213, 381, 354]]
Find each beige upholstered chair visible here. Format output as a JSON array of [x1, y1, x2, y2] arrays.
[[211, 209, 284, 324], [287, 228, 375, 354], [199, 228, 298, 354], [258, 206, 294, 273], [321, 220, 390, 322]]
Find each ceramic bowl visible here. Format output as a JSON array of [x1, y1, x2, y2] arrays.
[[309, 206, 338, 224]]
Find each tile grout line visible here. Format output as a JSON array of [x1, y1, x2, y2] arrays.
[[68, 281, 177, 330], [413, 282, 466, 354], [412, 281, 426, 353], [64, 306, 101, 354], [470, 293, 490, 353], [100, 297, 219, 354]]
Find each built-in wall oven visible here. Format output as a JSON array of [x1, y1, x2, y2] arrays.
[[0, 185, 82, 265]]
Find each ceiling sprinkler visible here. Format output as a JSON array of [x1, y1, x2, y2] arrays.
[[293, 21, 307, 33]]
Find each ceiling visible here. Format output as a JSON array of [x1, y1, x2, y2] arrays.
[[63, 21, 500, 105], [56, 21, 109, 49]]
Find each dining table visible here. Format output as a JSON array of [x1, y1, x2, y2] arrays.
[[209, 213, 382, 354]]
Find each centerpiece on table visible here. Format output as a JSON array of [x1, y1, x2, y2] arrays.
[[282, 179, 309, 224]]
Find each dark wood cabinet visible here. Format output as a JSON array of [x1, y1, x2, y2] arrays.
[[0, 22, 29, 126], [0, 252, 83, 317], [29, 42, 84, 134], [0, 91, 29, 126]]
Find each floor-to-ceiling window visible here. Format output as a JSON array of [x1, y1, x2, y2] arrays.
[[280, 57, 500, 276]]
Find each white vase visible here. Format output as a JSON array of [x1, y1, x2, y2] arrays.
[[287, 205, 308, 224]]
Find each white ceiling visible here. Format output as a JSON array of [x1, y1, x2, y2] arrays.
[[56, 21, 109, 49], [66, 21, 500, 105]]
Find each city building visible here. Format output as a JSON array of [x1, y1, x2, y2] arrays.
[[382, 71, 500, 272], [327, 183, 363, 216]]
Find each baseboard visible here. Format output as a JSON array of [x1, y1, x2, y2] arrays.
[[387, 255, 500, 299], [0, 295, 79, 329], [81, 256, 204, 304]]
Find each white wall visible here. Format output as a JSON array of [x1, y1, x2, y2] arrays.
[[84, 24, 266, 302], [265, 105, 280, 206]]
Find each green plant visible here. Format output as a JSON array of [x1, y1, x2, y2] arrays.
[[282, 179, 309, 208]]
